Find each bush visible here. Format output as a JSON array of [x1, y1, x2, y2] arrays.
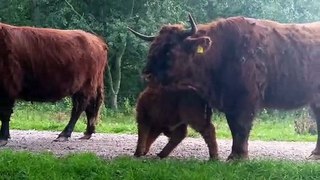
[[294, 117, 317, 135]]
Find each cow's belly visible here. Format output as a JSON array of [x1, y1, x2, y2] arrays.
[[263, 85, 313, 109], [18, 80, 80, 102], [19, 90, 72, 102], [17, 68, 92, 102]]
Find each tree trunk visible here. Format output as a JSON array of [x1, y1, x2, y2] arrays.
[[31, 0, 40, 26], [105, 38, 127, 110], [109, 92, 118, 110], [105, 0, 134, 110]]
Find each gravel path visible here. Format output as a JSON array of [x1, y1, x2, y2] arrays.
[[0, 130, 317, 161]]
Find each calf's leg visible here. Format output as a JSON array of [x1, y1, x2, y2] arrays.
[[192, 122, 218, 160], [189, 103, 218, 160], [143, 128, 162, 155], [134, 123, 150, 157], [157, 124, 187, 158]]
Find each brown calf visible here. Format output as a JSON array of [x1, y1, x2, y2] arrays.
[[135, 87, 218, 159]]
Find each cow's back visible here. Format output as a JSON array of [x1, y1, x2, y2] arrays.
[[214, 17, 320, 109], [0, 23, 107, 101]]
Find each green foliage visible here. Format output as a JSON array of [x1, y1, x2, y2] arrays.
[[1, 150, 320, 180], [0, 0, 32, 25], [2, 0, 320, 111]]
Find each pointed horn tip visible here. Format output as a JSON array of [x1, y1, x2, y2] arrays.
[[187, 13, 197, 33], [188, 13, 195, 21], [127, 27, 156, 42], [127, 27, 134, 31]]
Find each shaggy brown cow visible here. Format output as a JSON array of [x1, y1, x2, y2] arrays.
[[0, 22, 108, 146], [135, 86, 217, 159], [129, 14, 320, 160]]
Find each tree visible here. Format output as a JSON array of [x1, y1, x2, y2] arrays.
[[2, 0, 320, 111]]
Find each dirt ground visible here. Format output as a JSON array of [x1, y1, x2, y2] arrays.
[[0, 130, 317, 161]]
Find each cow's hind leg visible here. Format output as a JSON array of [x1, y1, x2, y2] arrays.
[[54, 94, 88, 142], [189, 104, 218, 160], [309, 103, 320, 159], [0, 98, 14, 146], [157, 124, 187, 159], [80, 88, 103, 140], [192, 122, 218, 160]]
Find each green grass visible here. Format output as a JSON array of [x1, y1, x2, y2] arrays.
[[0, 150, 320, 180], [11, 101, 137, 135], [9, 101, 317, 142]]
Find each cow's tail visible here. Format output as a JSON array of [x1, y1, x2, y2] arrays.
[[90, 85, 104, 128], [204, 103, 213, 122]]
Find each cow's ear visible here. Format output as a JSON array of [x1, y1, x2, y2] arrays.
[[184, 36, 212, 55]]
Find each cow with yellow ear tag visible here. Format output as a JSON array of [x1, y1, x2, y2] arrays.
[[130, 13, 320, 161]]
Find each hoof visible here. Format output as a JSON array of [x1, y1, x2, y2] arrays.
[[79, 134, 92, 140], [227, 153, 248, 161], [209, 156, 220, 161], [307, 153, 320, 160], [148, 155, 161, 160], [157, 152, 168, 159], [0, 139, 8, 146], [134, 150, 148, 157], [134, 152, 143, 157], [53, 136, 69, 142]]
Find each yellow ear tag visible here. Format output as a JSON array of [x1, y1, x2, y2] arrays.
[[196, 45, 204, 54]]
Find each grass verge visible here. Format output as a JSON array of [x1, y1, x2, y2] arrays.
[[0, 150, 319, 180]]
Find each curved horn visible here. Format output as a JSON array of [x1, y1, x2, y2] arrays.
[[127, 27, 155, 42], [181, 13, 198, 38], [188, 13, 198, 34]]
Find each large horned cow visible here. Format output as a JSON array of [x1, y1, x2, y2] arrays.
[[129, 14, 320, 160], [0, 22, 108, 145]]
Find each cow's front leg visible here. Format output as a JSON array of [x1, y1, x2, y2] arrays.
[[144, 128, 162, 155], [134, 123, 150, 157], [0, 99, 14, 146], [225, 105, 256, 160]]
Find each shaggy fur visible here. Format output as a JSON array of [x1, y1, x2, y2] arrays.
[[138, 16, 320, 160], [0, 22, 108, 145], [135, 86, 217, 159]]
